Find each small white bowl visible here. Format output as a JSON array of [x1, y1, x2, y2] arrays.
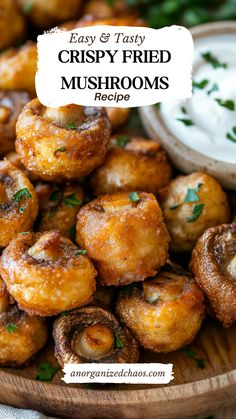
[[139, 21, 236, 189]]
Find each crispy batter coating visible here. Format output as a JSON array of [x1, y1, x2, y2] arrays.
[[17, 0, 82, 28], [76, 192, 170, 286], [0, 0, 25, 50], [0, 305, 47, 367], [159, 172, 230, 252], [0, 160, 38, 247], [91, 136, 172, 195], [0, 231, 97, 316], [16, 100, 111, 181], [82, 0, 129, 19], [5, 151, 28, 173], [116, 267, 205, 352], [36, 182, 83, 238], [106, 107, 131, 131], [0, 42, 37, 96], [0, 90, 30, 154], [53, 306, 139, 366], [190, 223, 236, 327]]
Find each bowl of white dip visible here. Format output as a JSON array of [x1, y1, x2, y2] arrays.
[[139, 21, 236, 189]]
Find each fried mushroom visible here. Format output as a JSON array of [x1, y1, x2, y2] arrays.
[[91, 136, 172, 195], [159, 172, 230, 252], [190, 223, 236, 327], [53, 306, 139, 366], [82, 0, 129, 19], [16, 100, 111, 181], [0, 160, 38, 247], [0, 0, 25, 50], [0, 90, 30, 154], [76, 191, 170, 286], [36, 182, 83, 238], [0, 42, 37, 96], [0, 304, 47, 367], [17, 0, 82, 28], [116, 267, 205, 353], [106, 107, 130, 131], [0, 231, 97, 316]]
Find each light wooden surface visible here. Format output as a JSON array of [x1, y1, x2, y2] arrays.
[[0, 318, 235, 418]]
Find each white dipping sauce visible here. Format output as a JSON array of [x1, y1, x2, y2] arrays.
[[160, 34, 236, 164]]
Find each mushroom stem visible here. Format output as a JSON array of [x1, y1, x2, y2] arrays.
[[72, 324, 114, 360], [44, 104, 85, 128], [28, 231, 61, 261]]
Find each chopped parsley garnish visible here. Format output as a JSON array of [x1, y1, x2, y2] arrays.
[[129, 191, 140, 202], [184, 183, 203, 203], [192, 79, 209, 90], [5, 323, 18, 334], [69, 225, 76, 240], [187, 203, 205, 222], [47, 208, 56, 220], [176, 118, 194, 126], [75, 249, 87, 255], [115, 135, 129, 148], [20, 231, 30, 235], [226, 126, 236, 143], [181, 106, 187, 114], [49, 190, 59, 202], [115, 333, 124, 349], [36, 361, 59, 382], [62, 311, 69, 317], [64, 194, 82, 208], [19, 207, 26, 214], [22, 2, 33, 15], [67, 122, 77, 130], [215, 98, 235, 111], [146, 292, 159, 304], [54, 147, 67, 154], [13, 188, 32, 202], [201, 52, 227, 69], [207, 83, 219, 95], [169, 204, 179, 210], [182, 347, 205, 369]]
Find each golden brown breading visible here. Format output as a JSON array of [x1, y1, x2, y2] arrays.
[[53, 306, 139, 366], [91, 136, 172, 195], [190, 223, 236, 327], [36, 182, 83, 238], [76, 191, 170, 286], [116, 268, 205, 352], [0, 42, 37, 96], [0, 0, 25, 50], [82, 0, 130, 19], [0, 231, 97, 316], [105, 107, 131, 131], [0, 305, 47, 367], [17, 0, 82, 28], [0, 160, 38, 247], [159, 172, 230, 252], [0, 90, 30, 154], [16, 100, 111, 181]]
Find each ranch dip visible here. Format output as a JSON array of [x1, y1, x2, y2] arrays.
[[160, 34, 236, 164]]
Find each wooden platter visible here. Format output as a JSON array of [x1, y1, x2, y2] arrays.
[[0, 318, 235, 418]]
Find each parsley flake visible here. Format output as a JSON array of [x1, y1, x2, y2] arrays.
[[215, 98, 235, 111], [13, 188, 32, 202], [115, 135, 129, 148], [202, 52, 227, 69], [184, 183, 203, 203], [36, 361, 59, 382], [75, 249, 87, 255], [67, 122, 77, 130], [115, 333, 124, 349], [129, 191, 140, 202], [22, 2, 33, 15], [49, 190, 59, 202], [64, 194, 82, 208], [20, 231, 30, 235], [226, 127, 236, 143], [207, 83, 219, 95], [5, 323, 18, 334], [187, 203, 205, 222], [176, 118, 194, 126], [54, 147, 67, 154], [146, 292, 159, 304], [182, 347, 205, 369], [181, 106, 187, 114], [192, 79, 209, 90], [69, 225, 76, 240], [19, 207, 26, 214], [169, 204, 179, 210]]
